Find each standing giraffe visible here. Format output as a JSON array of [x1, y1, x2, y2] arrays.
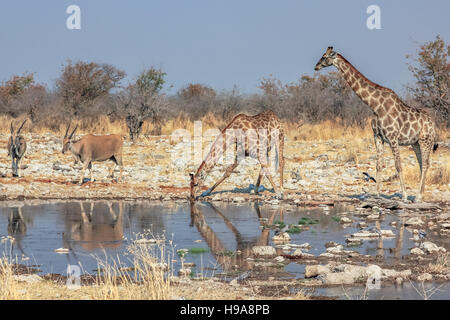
[[314, 47, 438, 202], [190, 110, 284, 200]]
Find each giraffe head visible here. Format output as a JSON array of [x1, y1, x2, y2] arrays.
[[189, 167, 207, 200], [314, 46, 337, 71]]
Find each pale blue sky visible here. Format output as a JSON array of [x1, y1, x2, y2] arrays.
[[0, 0, 449, 94]]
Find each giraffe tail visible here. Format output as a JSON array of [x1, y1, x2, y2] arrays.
[[433, 143, 439, 152]]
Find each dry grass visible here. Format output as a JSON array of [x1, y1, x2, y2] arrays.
[[287, 119, 371, 141], [427, 252, 449, 274], [1, 113, 370, 140], [0, 237, 22, 300], [0, 232, 175, 300], [90, 232, 174, 300], [403, 158, 450, 187], [0, 257, 21, 300]]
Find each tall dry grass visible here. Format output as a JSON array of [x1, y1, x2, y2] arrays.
[[0, 237, 21, 300], [0, 257, 20, 300], [91, 232, 174, 300], [1, 113, 372, 140], [403, 161, 450, 186]]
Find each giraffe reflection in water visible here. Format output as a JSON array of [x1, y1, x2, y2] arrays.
[[371, 218, 405, 260], [189, 200, 285, 273]]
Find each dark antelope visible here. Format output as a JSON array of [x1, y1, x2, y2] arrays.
[[62, 124, 124, 185], [7, 119, 27, 177]]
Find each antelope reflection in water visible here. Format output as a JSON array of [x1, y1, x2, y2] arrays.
[[63, 201, 124, 252], [189, 201, 283, 272], [7, 206, 27, 256]]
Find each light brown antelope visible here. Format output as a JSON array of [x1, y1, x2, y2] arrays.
[[62, 124, 124, 185], [7, 119, 28, 177]]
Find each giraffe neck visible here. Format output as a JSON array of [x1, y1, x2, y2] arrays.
[[335, 54, 385, 115], [194, 130, 226, 180]]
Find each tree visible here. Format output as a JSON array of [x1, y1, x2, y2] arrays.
[[118, 67, 168, 141], [0, 73, 35, 112], [0, 73, 50, 123], [56, 60, 125, 116], [407, 35, 450, 126], [178, 83, 216, 100]]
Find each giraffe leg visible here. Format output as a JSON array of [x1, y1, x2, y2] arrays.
[[390, 143, 408, 201], [254, 168, 263, 194], [416, 139, 431, 202], [200, 160, 238, 198], [261, 164, 282, 198], [279, 131, 285, 193], [372, 123, 384, 197], [374, 137, 384, 196]]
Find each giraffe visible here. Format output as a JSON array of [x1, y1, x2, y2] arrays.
[[314, 47, 438, 202], [189, 110, 284, 200]]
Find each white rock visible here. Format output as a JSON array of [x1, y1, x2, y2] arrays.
[[13, 274, 43, 283], [54, 248, 69, 254], [351, 231, 380, 238], [326, 245, 344, 254], [380, 229, 395, 237], [178, 268, 191, 277], [410, 248, 425, 255], [366, 213, 380, 220], [340, 217, 353, 224], [272, 232, 291, 243], [417, 273, 433, 282], [420, 241, 445, 254], [405, 217, 424, 227], [252, 246, 276, 257]]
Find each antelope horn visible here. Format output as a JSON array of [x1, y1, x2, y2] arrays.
[[69, 124, 78, 139], [64, 123, 71, 138], [16, 119, 28, 134], [10, 121, 14, 134]]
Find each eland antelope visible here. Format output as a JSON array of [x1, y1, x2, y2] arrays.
[[62, 124, 124, 185], [7, 119, 27, 177]]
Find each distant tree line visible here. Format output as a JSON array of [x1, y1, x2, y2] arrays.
[[0, 36, 448, 141]]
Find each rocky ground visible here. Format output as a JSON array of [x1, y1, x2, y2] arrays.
[[0, 132, 449, 299], [0, 133, 448, 203]]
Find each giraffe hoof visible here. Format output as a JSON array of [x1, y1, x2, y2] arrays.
[[275, 192, 284, 200]]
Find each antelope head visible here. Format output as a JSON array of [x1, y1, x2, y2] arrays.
[[62, 123, 78, 154]]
